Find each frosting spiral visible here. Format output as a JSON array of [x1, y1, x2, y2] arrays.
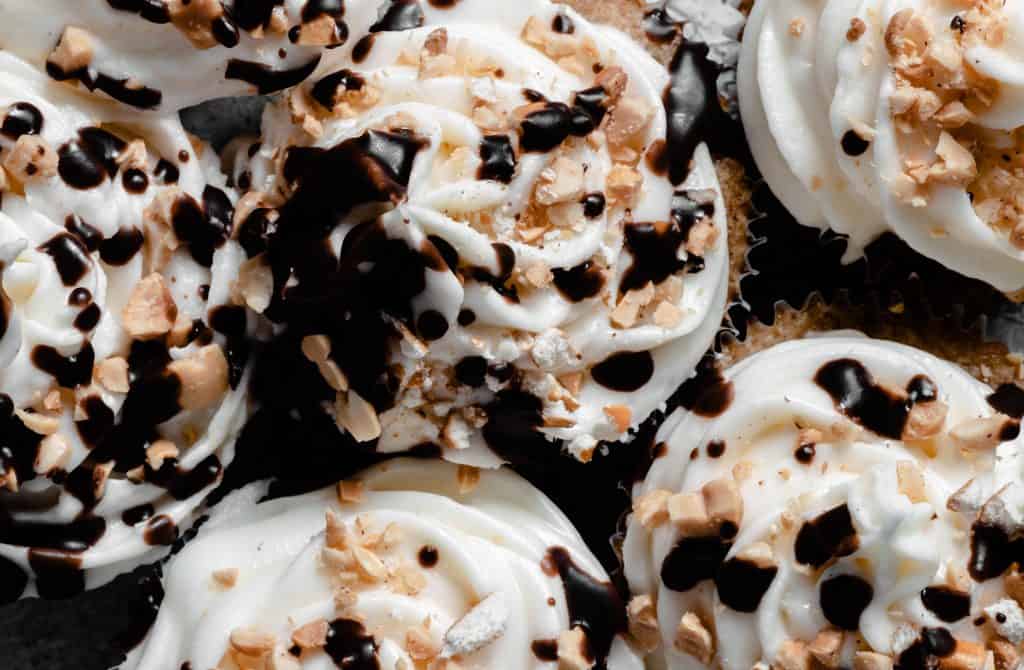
[[624, 335, 1024, 670], [0, 0, 332, 112], [740, 0, 1024, 293], [234, 0, 729, 465], [0, 52, 249, 599], [128, 458, 644, 670]]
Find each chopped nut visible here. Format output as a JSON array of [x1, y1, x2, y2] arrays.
[[3, 135, 58, 182], [146, 439, 179, 470], [903, 400, 948, 440], [457, 465, 481, 494], [419, 28, 455, 79], [122, 274, 178, 340], [896, 461, 928, 503], [558, 626, 594, 670], [653, 301, 683, 328], [97, 357, 130, 393], [93, 461, 113, 499], [42, 389, 62, 413], [703, 477, 743, 532], [606, 165, 642, 204], [48, 26, 93, 73], [627, 595, 660, 652], [237, 255, 274, 313], [606, 97, 653, 149], [335, 390, 382, 443], [391, 562, 427, 595], [855, 652, 894, 670], [212, 567, 239, 588], [351, 545, 387, 582], [167, 0, 226, 49], [847, 18, 867, 42], [685, 219, 719, 257], [634, 489, 671, 529], [1006, 565, 1024, 605], [229, 626, 276, 657], [292, 619, 329, 650], [337, 479, 365, 504], [989, 638, 1020, 670], [294, 14, 342, 46], [668, 492, 710, 535], [604, 404, 632, 433], [318, 360, 349, 392], [674, 612, 714, 664], [940, 639, 990, 670], [16, 409, 59, 435], [325, 509, 353, 550], [809, 628, 845, 668], [611, 282, 655, 329], [536, 157, 585, 206], [950, 416, 1017, 453], [777, 640, 814, 670], [524, 263, 554, 288], [34, 433, 70, 475], [407, 625, 439, 660], [558, 372, 583, 397], [935, 102, 973, 129], [167, 344, 229, 411], [301, 335, 332, 364], [595, 66, 628, 104], [737, 542, 777, 569], [268, 649, 301, 670], [931, 132, 977, 186], [334, 584, 358, 610]]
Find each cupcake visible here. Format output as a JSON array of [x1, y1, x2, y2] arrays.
[[0, 0, 334, 112], [128, 458, 644, 670], [624, 334, 1024, 670], [231, 0, 731, 465], [740, 0, 1024, 296], [0, 51, 249, 600]]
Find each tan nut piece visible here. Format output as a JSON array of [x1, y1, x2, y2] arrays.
[[35, 433, 71, 475], [292, 619, 329, 650], [633, 489, 671, 529], [48, 26, 94, 73], [167, 344, 229, 411], [122, 274, 178, 340], [855, 652, 895, 670], [97, 357, 130, 393], [229, 626, 277, 657], [627, 595, 660, 652], [776, 640, 815, 670], [335, 390, 382, 443], [950, 416, 1018, 453], [902, 400, 948, 440], [558, 626, 594, 670], [808, 628, 845, 668], [3, 135, 58, 182], [674, 612, 714, 664]]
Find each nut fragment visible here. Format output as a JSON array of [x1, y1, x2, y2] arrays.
[[685, 219, 719, 257], [48, 26, 94, 73], [669, 477, 743, 536], [16, 409, 59, 435], [674, 612, 714, 664], [855, 652, 895, 670], [606, 165, 643, 204], [603, 404, 632, 433], [407, 625, 439, 660], [896, 461, 928, 503], [950, 416, 1017, 453], [146, 439, 179, 470], [97, 357, 130, 393], [558, 626, 594, 670], [35, 434, 70, 475], [122, 274, 178, 340], [809, 628, 845, 668], [337, 479, 364, 504], [335, 390, 382, 443], [940, 639, 990, 670], [989, 638, 1020, 670], [229, 626, 276, 657], [302, 335, 332, 364], [237, 255, 274, 313], [634, 489, 671, 529], [3, 135, 58, 181], [167, 344, 229, 411], [167, 0, 226, 49], [627, 595, 660, 652], [536, 157, 585, 206], [902, 400, 948, 440], [351, 545, 387, 582], [212, 567, 239, 588], [776, 640, 814, 670], [292, 619, 329, 650]]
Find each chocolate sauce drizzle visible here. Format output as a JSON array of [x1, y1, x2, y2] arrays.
[[815, 360, 937, 439]]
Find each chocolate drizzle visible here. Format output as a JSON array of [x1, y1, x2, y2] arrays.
[[478, 135, 517, 183], [815, 360, 937, 439], [324, 619, 379, 669], [620, 193, 714, 294], [46, 63, 162, 110], [225, 56, 322, 95], [820, 574, 873, 630], [920, 586, 970, 623], [543, 547, 626, 668], [552, 261, 605, 302], [591, 351, 654, 392], [2, 102, 43, 139], [369, 0, 425, 32], [715, 556, 777, 613], [39, 233, 91, 286], [58, 127, 127, 190], [794, 504, 859, 568]]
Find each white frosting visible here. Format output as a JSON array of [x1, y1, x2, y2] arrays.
[[128, 458, 644, 670], [0, 0, 324, 112], [625, 335, 1024, 669], [0, 52, 247, 596], [245, 0, 729, 464], [740, 0, 1024, 293]]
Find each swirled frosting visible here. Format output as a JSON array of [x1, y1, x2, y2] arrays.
[[128, 458, 644, 670], [624, 335, 1024, 670], [0, 52, 249, 600], [0, 0, 332, 112], [234, 0, 729, 465], [740, 0, 1024, 293]]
